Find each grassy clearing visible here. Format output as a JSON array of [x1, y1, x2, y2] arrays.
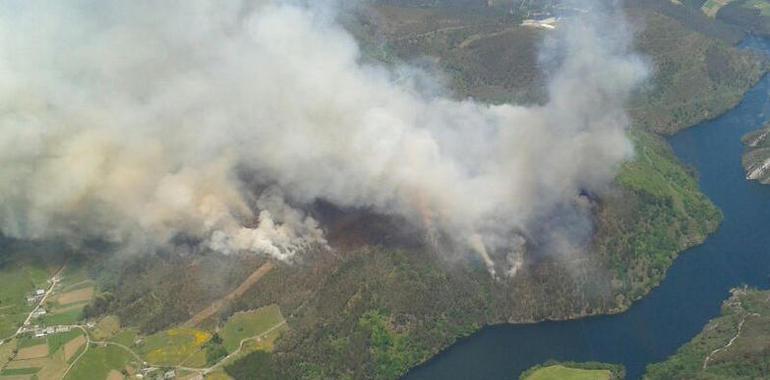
[[139, 327, 211, 367], [110, 329, 137, 347], [246, 325, 287, 352], [0, 313, 25, 341], [64, 344, 136, 380], [40, 308, 84, 326], [205, 371, 234, 380], [523, 365, 611, 380], [91, 316, 121, 341], [0, 368, 40, 376], [521, 362, 624, 380], [17, 337, 46, 349], [221, 305, 286, 353], [180, 348, 209, 368]]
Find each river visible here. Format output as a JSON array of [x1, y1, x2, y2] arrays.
[[405, 37, 770, 380]]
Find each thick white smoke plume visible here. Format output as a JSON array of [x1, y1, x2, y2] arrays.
[[0, 1, 646, 274]]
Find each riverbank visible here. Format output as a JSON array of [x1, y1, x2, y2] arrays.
[[405, 36, 770, 380]]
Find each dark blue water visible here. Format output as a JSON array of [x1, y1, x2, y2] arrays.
[[405, 37, 770, 380]]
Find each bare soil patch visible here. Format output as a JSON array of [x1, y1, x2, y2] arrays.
[[6, 357, 51, 369], [106, 369, 124, 380], [36, 352, 67, 380], [15, 344, 49, 360], [57, 287, 94, 305], [0, 375, 33, 380], [63, 335, 86, 362]]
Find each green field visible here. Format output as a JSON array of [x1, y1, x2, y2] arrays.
[[0, 367, 41, 375], [17, 336, 46, 349], [40, 308, 85, 326], [110, 329, 137, 347], [91, 316, 120, 341], [138, 327, 211, 367], [64, 344, 135, 380], [221, 305, 286, 353], [523, 365, 612, 380]]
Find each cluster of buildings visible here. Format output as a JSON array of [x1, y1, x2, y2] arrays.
[[137, 368, 180, 380], [31, 309, 47, 319], [521, 16, 558, 29], [34, 325, 72, 338], [25, 289, 46, 305], [17, 324, 72, 338], [517, 1, 592, 30]]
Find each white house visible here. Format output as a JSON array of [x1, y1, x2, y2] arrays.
[[521, 17, 558, 30]]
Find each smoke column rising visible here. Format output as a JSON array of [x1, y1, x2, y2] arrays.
[[0, 1, 646, 275]]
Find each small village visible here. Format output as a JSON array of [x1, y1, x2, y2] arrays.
[[1, 261, 288, 380]]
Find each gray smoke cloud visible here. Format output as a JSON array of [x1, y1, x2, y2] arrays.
[[0, 0, 646, 275]]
